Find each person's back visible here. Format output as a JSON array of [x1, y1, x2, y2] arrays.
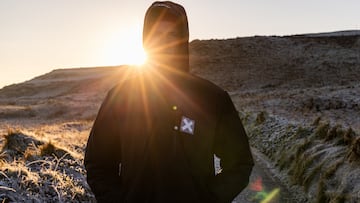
[[85, 1, 254, 203]]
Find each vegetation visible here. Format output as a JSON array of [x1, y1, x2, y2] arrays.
[[315, 122, 330, 139], [0, 125, 94, 202], [1, 33, 359, 202], [255, 111, 266, 125], [244, 112, 360, 203]]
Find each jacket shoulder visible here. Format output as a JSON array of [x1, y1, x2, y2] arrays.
[[188, 74, 227, 95], [106, 69, 143, 96]]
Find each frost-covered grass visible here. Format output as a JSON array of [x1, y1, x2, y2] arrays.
[[243, 111, 360, 203], [0, 123, 95, 202]]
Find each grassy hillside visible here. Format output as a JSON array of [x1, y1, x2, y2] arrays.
[[1, 31, 360, 202]]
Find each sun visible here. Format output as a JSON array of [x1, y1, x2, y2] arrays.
[[123, 45, 147, 66], [102, 26, 148, 66]]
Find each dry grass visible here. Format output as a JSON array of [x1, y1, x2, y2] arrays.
[[1, 34, 359, 202], [244, 111, 360, 203], [0, 123, 95, 202], [347, 136, 360, 162], [316, 179, 329, 203], [315, 122, 330, 139], [323, 158, 344, 180], [343, 128, 355, 145], [255, 111, 266, 125], [312, 116, 321, 126]]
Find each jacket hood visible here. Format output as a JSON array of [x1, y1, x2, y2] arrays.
[[143, 1, 189, 72]]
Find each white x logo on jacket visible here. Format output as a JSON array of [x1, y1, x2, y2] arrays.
[[180, 116, 195, 135]]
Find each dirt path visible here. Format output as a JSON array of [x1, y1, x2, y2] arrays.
[[231, 149, 307, 203]]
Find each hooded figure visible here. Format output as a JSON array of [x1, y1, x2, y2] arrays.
[[85, 1, 254, 203], [143, 1, 190, 72]]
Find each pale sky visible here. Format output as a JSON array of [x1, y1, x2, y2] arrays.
[[1, 0, 359, 88]]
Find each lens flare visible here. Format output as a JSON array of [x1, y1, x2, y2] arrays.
[[249, 177, 280, 203], [250, 177, 263, 192], [261, 188, 280, 203]]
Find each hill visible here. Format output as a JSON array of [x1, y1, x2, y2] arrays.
[[0, 30, 360, 202]]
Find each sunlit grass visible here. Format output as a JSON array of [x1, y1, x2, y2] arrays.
[[0, 123, 94, 202]]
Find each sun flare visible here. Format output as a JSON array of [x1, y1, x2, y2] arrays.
[[102, 26, 148, 67]]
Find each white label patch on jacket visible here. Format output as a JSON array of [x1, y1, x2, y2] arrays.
[[180, 116, 195, 135]]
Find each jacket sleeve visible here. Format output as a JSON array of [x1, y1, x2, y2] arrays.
[[210, 91, 254, 203], [84, 90, 122, 202]]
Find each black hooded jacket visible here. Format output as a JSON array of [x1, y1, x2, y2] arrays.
[[84, 2, 253, 203]]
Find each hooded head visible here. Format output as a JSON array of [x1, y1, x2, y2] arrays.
[[143, 1, 189, 73]]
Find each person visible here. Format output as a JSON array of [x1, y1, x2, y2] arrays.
[[84, 1, 254, 203]]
